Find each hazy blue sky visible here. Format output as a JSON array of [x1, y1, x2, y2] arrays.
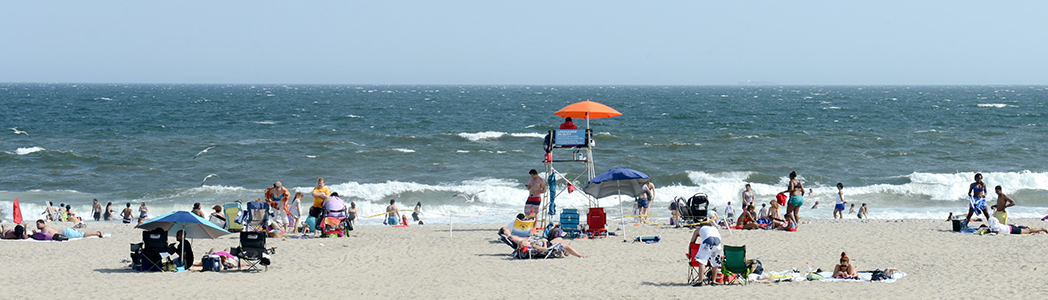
[[2, 1, 1046, 85]]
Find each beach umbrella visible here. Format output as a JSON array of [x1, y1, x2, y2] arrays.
[[554, 100, 622, 129], [137, 211, 231, 239], [584, 168, 651, 241], [136, 211, 231, 270]]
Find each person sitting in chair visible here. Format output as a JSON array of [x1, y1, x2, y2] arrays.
[[169, 230, 194, 268], [690, 221, 722, 286]]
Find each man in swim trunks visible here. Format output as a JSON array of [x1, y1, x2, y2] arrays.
[[965, 173, 992, 226], [833, 183, 847, 219], [985, 217, 1048, 235], [385, 199, 400, 225], [265, 181, 290, 207], [34, 219, 103, 239], [689, 221, 722, 286], [524, 169, 546, 219], [311, 177, 330, 220], [780, 171, 804, 227], [992, 185, 1016, 225], [92, 199, 102, 221], [121, 203, 134, 224]]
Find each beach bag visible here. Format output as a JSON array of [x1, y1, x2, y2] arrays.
[[202, 255, 222, 272], [871, 270, 887, 281], [747, 259, 764, 275], [52, 234, 68, 241]]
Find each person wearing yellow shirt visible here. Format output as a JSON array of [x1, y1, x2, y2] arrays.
[[310, 177, 330, 220]]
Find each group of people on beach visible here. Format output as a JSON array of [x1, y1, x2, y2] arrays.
[[961, 173, 1047, 235]]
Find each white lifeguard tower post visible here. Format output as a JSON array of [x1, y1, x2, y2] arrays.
[[538, 128, 597, 228]]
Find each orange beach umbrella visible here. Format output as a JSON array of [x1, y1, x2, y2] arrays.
[[554, 100, 621, 128]]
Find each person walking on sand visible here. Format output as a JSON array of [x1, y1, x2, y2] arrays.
[[965, 173, 992, 226], [385, 199, 400, 225], [92, 199, 102, 221], [741, 184, 755, 207], [524, 169, 546, 220], [833, 183, 847, 219], [992, 185, 1016, 225], [780, 171, 804, 227]]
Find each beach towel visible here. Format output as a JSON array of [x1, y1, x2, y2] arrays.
[[750, 270, 906, 283]]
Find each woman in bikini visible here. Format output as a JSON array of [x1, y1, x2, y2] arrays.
[[833, 252, 858, 279], [965, 173, 991, 225], [780, 171, 804, 227]]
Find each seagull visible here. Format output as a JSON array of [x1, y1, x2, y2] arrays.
[[10, 128, 30, 137], [201, 174, 219, 186], [193, 145, 217, 159], [454, 190, 485, 203]]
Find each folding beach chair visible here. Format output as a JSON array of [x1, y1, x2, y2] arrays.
[[720, 245, 749, 285], [233, 231, 273, 271], [135, 228, 169, 272], [237, 201, 270, 232], [687, 243, 713, 285], [559, 209, 582, 238], [223, 202, 244, 232]]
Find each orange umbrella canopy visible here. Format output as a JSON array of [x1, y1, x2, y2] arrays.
[[554, 100, 622, 119]]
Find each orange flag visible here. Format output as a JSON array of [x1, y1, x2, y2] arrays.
[[13, 198, 23, 224]]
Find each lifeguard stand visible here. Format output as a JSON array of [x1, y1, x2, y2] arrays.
[[540, 129, 599, 231]]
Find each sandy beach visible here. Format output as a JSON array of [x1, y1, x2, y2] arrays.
[[2, 218, 1047, 299]]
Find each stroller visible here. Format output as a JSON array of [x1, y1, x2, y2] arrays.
[[318, 196, 352, 237], [678, 193, 709, 226]]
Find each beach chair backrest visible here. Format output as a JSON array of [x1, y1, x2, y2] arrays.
[[240, 231, 266, 250], [246, 201, 269, 226], [223, 203, 243, 231], [142, 229, 168, 252], [723, 245, 747, 273], [688, 243, 703, 267]]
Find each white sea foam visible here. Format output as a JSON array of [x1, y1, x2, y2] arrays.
[[457, 131, 506, 141], [456, 150, 470, 153], [95, 97, 113, 101], [346, 115, 363, 118], [13, 147, 45, 155], [977, 103, 1008, 108], [252, 121, 276, 125], [391, 148, 415, 153]]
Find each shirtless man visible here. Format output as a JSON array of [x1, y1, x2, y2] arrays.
[[524, 169, 546, 219], [992, 185, 1016, 224], [121, 203, 134, 224], [385, 199, 400, 225], [92, 199, 102, 221]]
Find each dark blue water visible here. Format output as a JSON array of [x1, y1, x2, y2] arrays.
[[2, 84, 1047, 223]]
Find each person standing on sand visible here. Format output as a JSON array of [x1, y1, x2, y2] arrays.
[[833, 183, 847, 219], [741, 184, 755, 207], [636, 181, 655, 223], [287, 192, 303, 232], [724, 202, 735, 222], [524, 169, 546, 220], [92, 199, 102, 221], [386, 199, 400, 225], [265, 181, 290, 207], [689, 221, 722, 287], [311, 178, 330, 221], [965, 173, 991, 226], [992, 185, 1016, 225], [780, 171, 804, 227]]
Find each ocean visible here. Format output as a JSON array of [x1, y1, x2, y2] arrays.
[[2, 84, 1047, 225]]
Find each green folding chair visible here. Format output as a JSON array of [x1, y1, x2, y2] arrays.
[[721, 245, 749, 285]]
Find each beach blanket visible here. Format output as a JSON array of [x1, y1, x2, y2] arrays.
[[1, 236, 105, 242], [750, 270, 906, 283]]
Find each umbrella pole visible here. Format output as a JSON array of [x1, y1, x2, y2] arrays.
[[617, 181, 626, 242]]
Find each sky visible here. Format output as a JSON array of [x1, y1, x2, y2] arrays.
[[2, 1, 1046, 85]]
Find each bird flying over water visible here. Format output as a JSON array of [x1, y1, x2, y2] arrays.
[[201, 174, 219, 186], [9, 128, 30, 137], [454, 190, 485, 203], [193, 145, 217, 159]]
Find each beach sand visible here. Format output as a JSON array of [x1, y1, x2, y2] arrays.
[[2, 218, 1048, 299]]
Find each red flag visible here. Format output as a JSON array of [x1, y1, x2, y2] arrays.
[[567, 183, 576, 193], [13, 198, 23, 224]]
